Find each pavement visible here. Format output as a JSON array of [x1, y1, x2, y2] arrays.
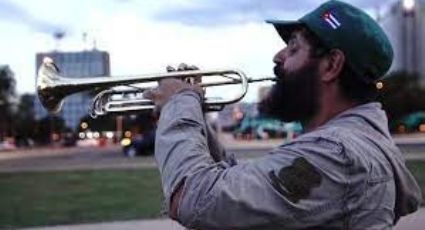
[[19, 208, 425, 230], [22, 219, 185, 230], [395, 208, 425, 230]]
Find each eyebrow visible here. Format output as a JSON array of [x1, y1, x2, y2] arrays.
[[288, 31, 303, 44], [288, 33, 297, 43]]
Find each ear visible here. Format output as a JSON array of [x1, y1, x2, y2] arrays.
[[319, 49, 345, 83]]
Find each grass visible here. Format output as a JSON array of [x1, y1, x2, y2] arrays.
[[0, 169, 163, 229], [1, 161, 425, 229]]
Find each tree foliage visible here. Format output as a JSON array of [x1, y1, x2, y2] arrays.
[[0, 65, 17, 140], [0, 65, 16, 103], [377, 71, 425, 128], [33, 115, 66, 144], [14, 94, 37, 146], [78, 110, 156, 134]]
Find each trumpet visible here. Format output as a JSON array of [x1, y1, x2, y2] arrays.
[[37, 57, 275, 117]]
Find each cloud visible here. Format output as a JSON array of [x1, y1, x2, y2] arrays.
[[154, 0, 316, 26], [352, 0, 397, 9], [0, 0, 65, 34], [154, 0, 395, 26]]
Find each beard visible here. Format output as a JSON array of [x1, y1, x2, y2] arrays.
[[258, 61, 320, 123]]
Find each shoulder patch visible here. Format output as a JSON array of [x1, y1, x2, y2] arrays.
[[269, 157, 322, 203]]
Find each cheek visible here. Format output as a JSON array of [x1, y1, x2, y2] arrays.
[[285, 54, 311, 73]]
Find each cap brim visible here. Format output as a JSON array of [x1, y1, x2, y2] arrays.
[[266, 20, 303, 43]]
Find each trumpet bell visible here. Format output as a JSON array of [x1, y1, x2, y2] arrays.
[[37, 57, 66, 114]]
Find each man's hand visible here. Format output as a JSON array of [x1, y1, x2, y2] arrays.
[[143, 63, 203, 113], [167, 63, 202, 85]]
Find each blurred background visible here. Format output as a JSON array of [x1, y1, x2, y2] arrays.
[[1, 0, 425, 229]]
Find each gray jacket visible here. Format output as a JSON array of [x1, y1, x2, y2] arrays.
[[155, 90, 422, 230]]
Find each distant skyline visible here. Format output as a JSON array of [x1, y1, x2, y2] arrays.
[[0, 0, 396, 102]]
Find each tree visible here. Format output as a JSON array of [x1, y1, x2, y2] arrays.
[[0, 65, 17, 140], [77, 110, 155, 134], [14, 94, 37, 146], [33, 115, 66, 145], [377, 71, 425, 131]]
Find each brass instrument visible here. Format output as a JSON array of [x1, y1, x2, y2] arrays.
[[36, 57, 275, 117]]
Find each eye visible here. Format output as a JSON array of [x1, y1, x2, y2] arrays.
[[287, 40, 298, 55]]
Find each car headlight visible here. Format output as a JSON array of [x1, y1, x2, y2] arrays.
[[121, 138, 132, 147]]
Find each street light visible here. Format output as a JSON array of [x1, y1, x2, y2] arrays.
[[403, 0, 416, 12], [376, 81, 384, 90], [80, 122, 88, 130]]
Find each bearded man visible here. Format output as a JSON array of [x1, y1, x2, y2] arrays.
[[144, 1, 421, 229]]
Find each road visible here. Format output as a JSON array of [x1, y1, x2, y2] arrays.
[[1, 137, 425, 173], [0, 146, 273, 173], [0, 145, 153, 173], [0, 134, 284, 173]]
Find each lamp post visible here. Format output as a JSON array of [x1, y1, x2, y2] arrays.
[[402, 0, 417, 75]]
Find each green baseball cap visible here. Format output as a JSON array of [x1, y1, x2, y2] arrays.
[[266, 0, 393, 82]]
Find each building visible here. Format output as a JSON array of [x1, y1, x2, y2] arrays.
[[380, 0, 425, 84], [34, 50, 110, 130]]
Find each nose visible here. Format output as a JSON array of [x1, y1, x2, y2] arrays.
[[273, 47, 287, 65]]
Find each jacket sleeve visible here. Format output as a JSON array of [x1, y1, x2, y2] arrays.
[[155, 90, 354, 229], [205, 120, 237, 165]]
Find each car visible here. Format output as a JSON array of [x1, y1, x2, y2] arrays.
[[0, 140, 16, 151], [121, 129, 155, 157], [233, 116, 302, 140], [391, 112, 425, 133]]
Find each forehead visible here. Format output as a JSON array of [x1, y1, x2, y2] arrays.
[[287, 29, 311, 46]]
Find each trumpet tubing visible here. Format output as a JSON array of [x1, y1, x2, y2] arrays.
[[36, 57, 275, 117]]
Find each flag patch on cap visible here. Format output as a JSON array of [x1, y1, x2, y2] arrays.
[[322, 12, 341, 29]]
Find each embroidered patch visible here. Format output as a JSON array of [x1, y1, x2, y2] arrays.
[[269, 157, 322, 203], [322, 12, 341, 29]]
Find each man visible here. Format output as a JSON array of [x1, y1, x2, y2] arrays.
[[144, 1, 422, 229]]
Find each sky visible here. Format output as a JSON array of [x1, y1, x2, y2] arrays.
[[0, 0, 396, 102]]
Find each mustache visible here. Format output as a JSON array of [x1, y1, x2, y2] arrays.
[[273, 65, 282, 78], [273, 65, 287, 84]]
